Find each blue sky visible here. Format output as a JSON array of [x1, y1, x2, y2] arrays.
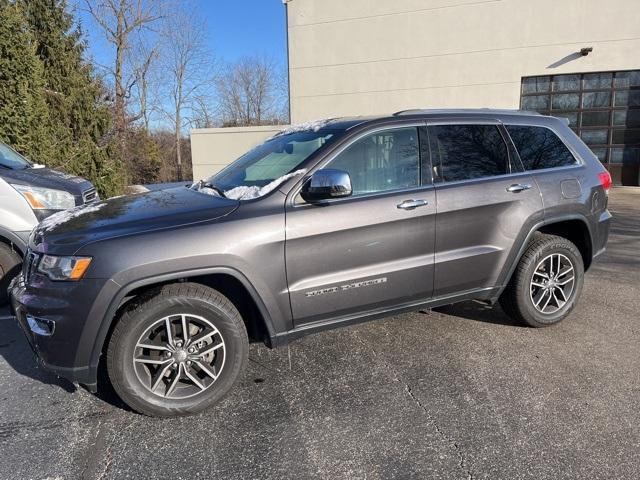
[[75, 0, 288, 70], [72, 0, 289, 129], [202, 0, 287, 63]]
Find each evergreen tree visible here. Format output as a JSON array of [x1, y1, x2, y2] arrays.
[[125, 127, 162, 185], [18, 0, 125, 197], [0, 2, 49, 160]]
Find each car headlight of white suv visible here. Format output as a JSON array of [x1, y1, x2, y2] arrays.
[[11, 184, 76, 210]]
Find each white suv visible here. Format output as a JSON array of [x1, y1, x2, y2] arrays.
[[0, 142, 97, 304]]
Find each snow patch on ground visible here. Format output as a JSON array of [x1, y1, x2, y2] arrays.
[[38, 202, 106, 232], [271, 119, 334, 138]]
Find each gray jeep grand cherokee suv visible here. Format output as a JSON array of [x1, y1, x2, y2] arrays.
[[10, 109, 612, 417]]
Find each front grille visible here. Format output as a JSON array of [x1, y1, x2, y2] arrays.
[[23, 250, 40, 283], [82, 188, 98, 204]]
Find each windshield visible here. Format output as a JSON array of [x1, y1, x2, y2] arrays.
[[0, 143, 31, 170], [197, 131, 338, 200]]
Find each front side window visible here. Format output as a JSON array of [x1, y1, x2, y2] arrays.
[[327, 127, 420, 196], [428, 125, 509, 182], [506, 125, 577, 171]]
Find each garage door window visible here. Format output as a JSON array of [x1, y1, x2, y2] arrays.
[[520, 70, 640, 186]]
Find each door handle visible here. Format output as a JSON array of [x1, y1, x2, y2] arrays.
[[397, 199, 429, 210], [506, 183, 532, 193]]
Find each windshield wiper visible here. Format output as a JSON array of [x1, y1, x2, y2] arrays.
[[193, 180, 227, 198]]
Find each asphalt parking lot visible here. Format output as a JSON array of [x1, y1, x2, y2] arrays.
[[1, 188, 638, 480]]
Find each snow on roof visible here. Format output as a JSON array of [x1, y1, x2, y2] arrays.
[[271, 119, 334, 138]]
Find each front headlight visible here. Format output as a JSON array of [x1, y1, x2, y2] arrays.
[[11, 184, 76, 210], [37, 254, 92, 281]]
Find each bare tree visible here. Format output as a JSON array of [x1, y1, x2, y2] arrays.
[[158, 6, 214, 180], [131, 40, 159, 130], [191, 95, 217, 129], [84, 0, 163, 136], [276, 63, 290, 124], [216, 55, 288, 127]]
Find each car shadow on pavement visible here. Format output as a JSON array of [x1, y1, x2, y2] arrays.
[[0, 314, 77, 393], [431, 300, 524, 327], [1, 312, 137, 412], [93, 360, 132, 412]]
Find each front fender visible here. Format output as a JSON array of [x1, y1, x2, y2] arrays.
[[81, 266, 279, 387]]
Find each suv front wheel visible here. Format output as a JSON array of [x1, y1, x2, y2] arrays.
[[107, 282, 248, 417], [500, 233, 584, 327]]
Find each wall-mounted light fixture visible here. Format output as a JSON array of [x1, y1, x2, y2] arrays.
[[580, 47, 593, 56]]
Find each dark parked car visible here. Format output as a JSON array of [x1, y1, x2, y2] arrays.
[[10, 109, 612, 416]]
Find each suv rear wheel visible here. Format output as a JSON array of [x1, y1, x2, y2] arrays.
[[0, 243, 21, 306], [107, 282, 248, 417], [500, 233, 584, 327]]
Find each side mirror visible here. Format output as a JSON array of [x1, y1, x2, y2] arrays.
[[300, 168, 352, 203]]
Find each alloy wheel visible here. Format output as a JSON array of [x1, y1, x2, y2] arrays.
[[133, 314, 226, 399], [529, 253, 575, 315]]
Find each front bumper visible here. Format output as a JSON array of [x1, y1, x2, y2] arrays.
[[9, 273, 112, 391]]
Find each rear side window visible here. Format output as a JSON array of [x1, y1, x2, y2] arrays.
[[506, 125, 577, 170], [428, 125, 509, 182]]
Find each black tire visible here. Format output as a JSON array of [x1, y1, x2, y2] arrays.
[[107, 282, 248, 417], [0, 243, 22, 307], [500, 233, 584, 328]]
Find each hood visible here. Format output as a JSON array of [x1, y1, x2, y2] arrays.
[[0, 166, 94, 197], [31, 187, 239, 253]]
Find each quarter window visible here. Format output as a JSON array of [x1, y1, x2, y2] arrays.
[[428, 125, 509, 182], [506, 126, 577, 171], [328, 127, 420, 196]]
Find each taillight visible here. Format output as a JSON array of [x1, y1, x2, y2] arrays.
[[598, 171, 612, 194]]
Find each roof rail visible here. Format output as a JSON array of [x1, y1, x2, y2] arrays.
[[392, 108, 543, 117]]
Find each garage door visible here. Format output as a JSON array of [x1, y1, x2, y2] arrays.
[[520, 70, 640, 187]]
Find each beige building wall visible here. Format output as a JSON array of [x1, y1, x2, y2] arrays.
[[191, 0, 639, 180], [286, 0, 640, 122], [190, 125, 285, 181]]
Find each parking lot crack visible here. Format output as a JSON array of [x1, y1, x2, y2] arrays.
[[81, 419, 113, 480], [0, 410, 110, 443], [405, 383, 474, 480], [353, 331, 475, 480], [76, 406, 120, 480]]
